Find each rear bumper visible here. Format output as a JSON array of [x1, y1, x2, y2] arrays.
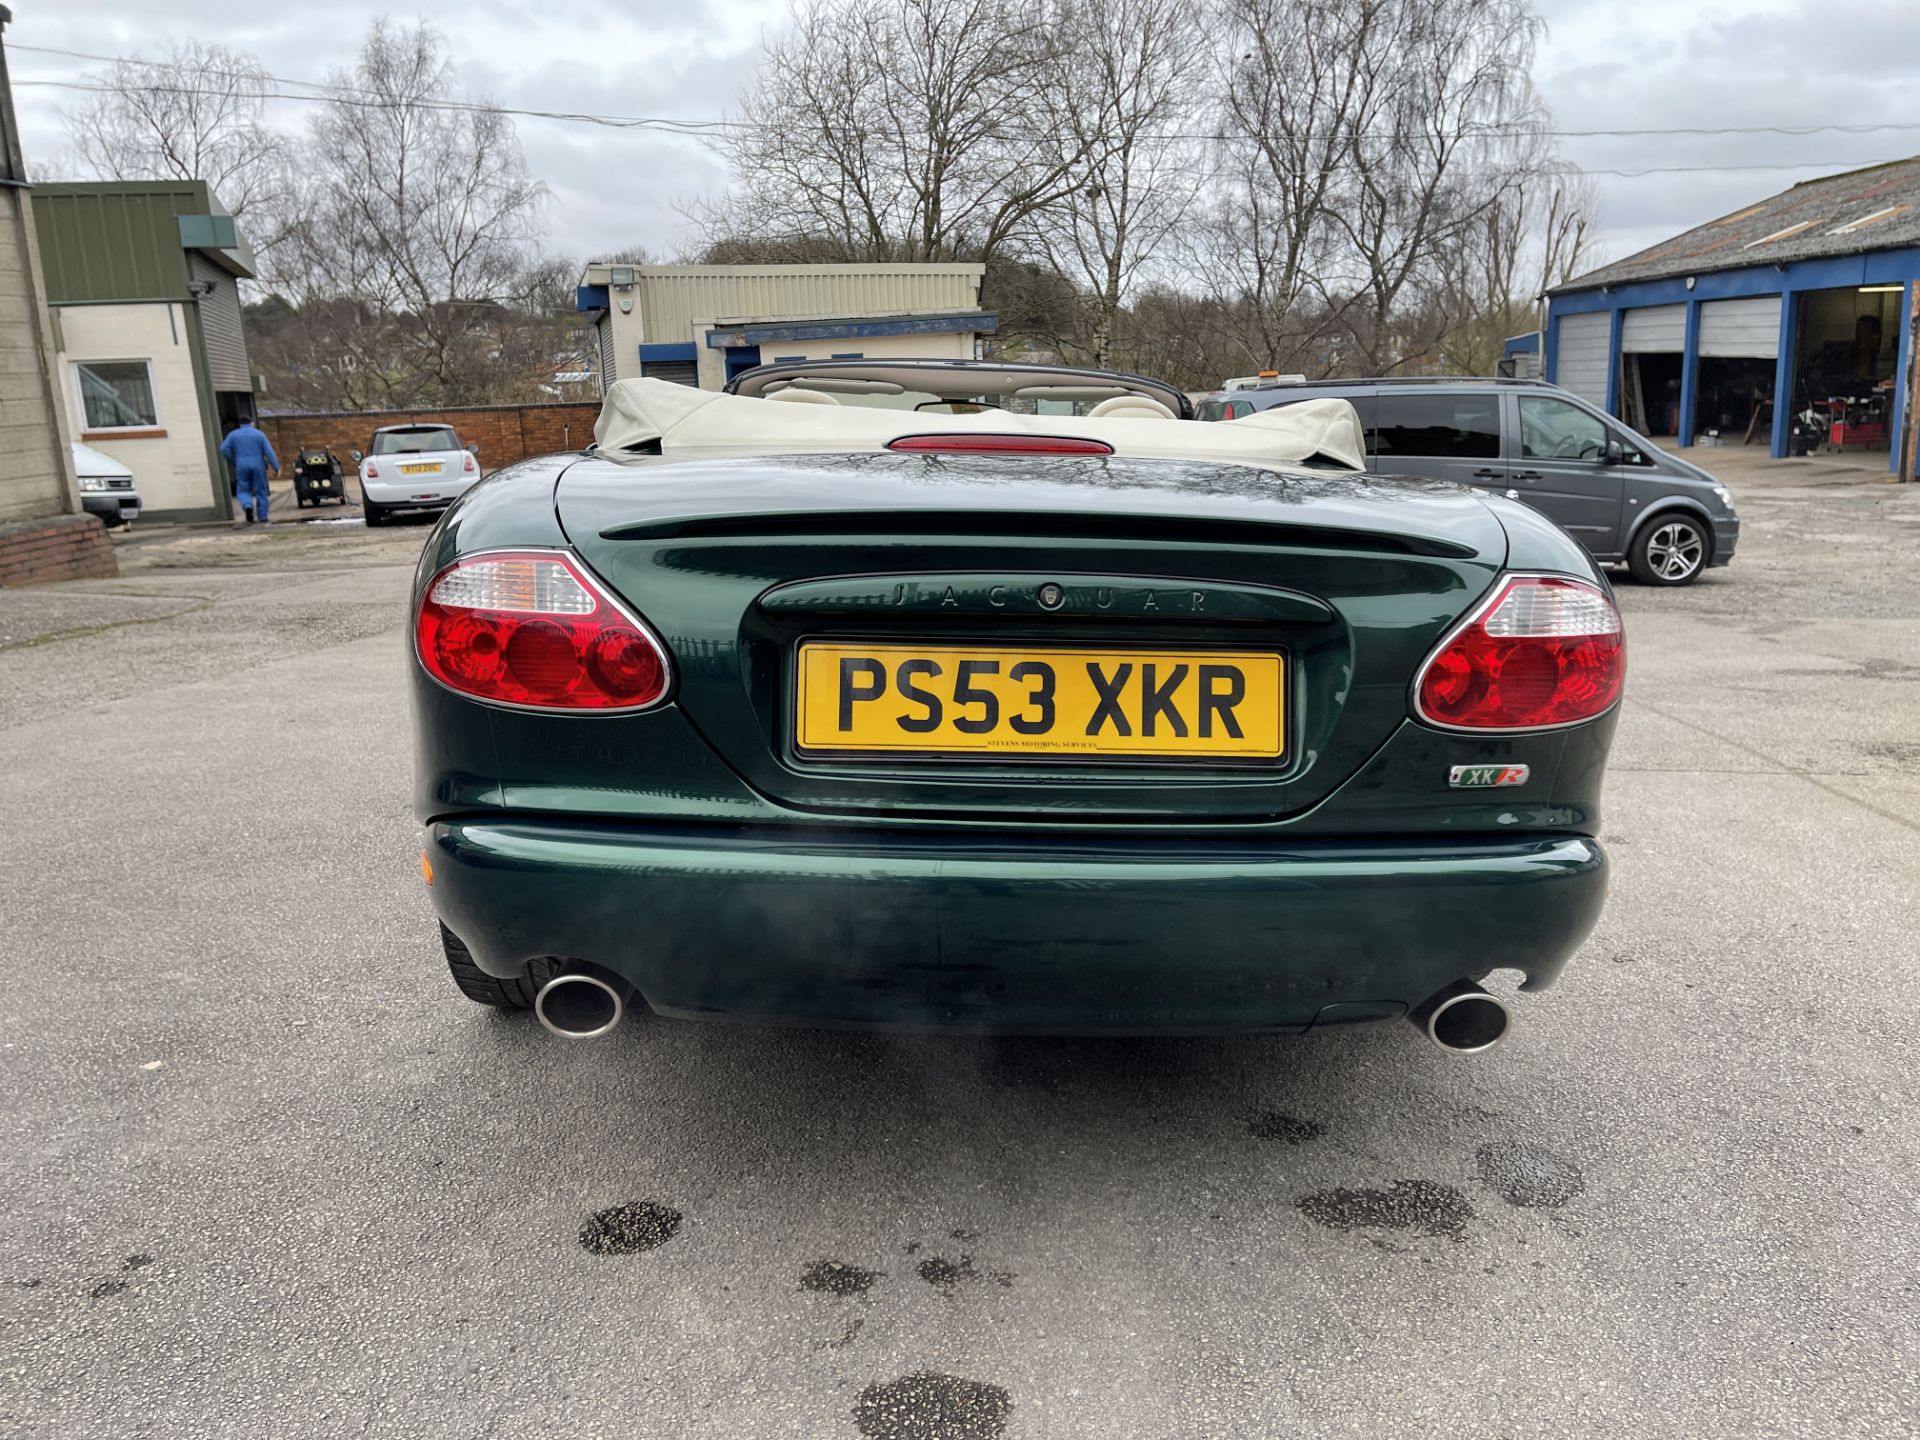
[[361, 475, 477, 507], [427, 820, 1608, 1034]]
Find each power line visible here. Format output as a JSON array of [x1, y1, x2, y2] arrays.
[[16, 41, 1920, 148]]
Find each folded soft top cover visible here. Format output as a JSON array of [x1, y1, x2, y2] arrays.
[[591, 378, 1365, 472]]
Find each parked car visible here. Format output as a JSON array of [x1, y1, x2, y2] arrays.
[[354, 424, 481, 527], [1198, 377, 1738, 586], [410, 360, 1619, 1054], [70, 442, 140, 528]]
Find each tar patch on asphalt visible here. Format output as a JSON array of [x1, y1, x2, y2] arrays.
[[1296, 1180, 1473, 1238], [1248, 1111, 1326, 1144], [86, 1253, 156, 1300], [578, 1201, 682, 1256], [800, 1259, 881, 1296], [916, 1252, 1014, 1293], [853, 1371, 1012, 1440], [1475, 1142, 1586, 1208]]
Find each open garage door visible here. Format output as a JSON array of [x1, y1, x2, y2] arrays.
[[1620, 305, 1686, 436], [1554, 312, 1609, 408], [1697, 296, 1782, 444]]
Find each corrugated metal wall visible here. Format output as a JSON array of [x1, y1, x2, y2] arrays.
[[597, 316, 616, 392], [1621, 304, 1686, 352], [189, 254, 251, 390], [1555, 313, 1611, 406], [32, 186, 202, 303], [1698, 297, 1782, 357], [636, 266, 984, 341]]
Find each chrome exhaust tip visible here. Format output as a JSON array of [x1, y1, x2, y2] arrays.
[[1409, 979, 1511, 1055], [533, 968, 628, 1040]]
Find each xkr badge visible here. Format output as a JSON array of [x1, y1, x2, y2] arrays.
[[1449, 764, 1530, 788]]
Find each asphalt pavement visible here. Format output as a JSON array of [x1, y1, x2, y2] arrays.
[[2, 457, 1916, 1439]]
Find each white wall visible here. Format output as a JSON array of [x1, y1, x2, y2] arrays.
[[751, 332, 977, 365], [56, 302, 217, 516]]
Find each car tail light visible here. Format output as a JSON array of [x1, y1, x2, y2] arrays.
[[364, 462, 379, 478], [886, 434, 1115, 456], [415, 550, 672, 711], [462, 453, 477, 474], [1414, 575, 1624, 730]]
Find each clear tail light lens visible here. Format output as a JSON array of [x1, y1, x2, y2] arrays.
[[364, 462, 379, 478], [1414, 575, 1624, 730], [462, 453, 478, 474], [415, 551, 672, 711]]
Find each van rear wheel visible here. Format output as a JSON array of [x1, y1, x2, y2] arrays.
[[1628, 514, 1709, 585]]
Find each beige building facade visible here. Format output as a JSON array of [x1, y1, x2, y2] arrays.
[[0, 9, 78, 529], [576, 263, 994, 393]]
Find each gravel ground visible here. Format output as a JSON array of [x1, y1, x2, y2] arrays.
[[1, 457, 1915, 1439]]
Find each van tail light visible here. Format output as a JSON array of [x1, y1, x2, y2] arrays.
[[886, 434, 1115, 456], [1414, 575, 1624, 730], [415, 550, 672, 711]]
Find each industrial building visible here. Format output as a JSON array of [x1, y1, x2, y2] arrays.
[[0, 5, 103, 587], [575, 263, 997, 392], [1541, 158, 1919, 474], [34, 181, 260, 523]]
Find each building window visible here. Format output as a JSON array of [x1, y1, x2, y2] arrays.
[[74, 360, 159, 431]]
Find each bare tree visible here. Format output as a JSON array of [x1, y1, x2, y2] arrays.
[[1196, 0, 1561, 378], [1030, 0, 1204, 368], [281, 20, 547, 407], [1434, 161, 1597, 374], [61, 42, 292, 246], [709, 0, 1095, 264], [1329, 0, 1545, 371], [1199, 0, 1385, 376]]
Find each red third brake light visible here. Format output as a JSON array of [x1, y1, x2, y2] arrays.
[[1415, 575, 1624, 730], [415, 550, 672, 711], [887, 434, 1115, 456]]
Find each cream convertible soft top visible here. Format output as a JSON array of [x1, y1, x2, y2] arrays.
[[590, 378, 1365, 473]]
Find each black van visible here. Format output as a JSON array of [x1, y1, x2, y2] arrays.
[[1200, 377, 1739, 585]]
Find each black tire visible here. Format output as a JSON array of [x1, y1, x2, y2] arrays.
[[440, 923, 556, 1008], [1627, 511, 1711, 586], [363, 496, 388, 527]]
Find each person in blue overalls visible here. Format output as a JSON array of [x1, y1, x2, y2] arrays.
[[219, 419, 280, 524]]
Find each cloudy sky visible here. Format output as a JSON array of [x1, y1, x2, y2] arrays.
[[11, 0, 1920, 276]]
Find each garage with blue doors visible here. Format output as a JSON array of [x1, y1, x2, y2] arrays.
[[1544, 157, 1919, 477]]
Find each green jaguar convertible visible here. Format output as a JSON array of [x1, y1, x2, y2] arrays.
[[412, 360, 1622, 1052]]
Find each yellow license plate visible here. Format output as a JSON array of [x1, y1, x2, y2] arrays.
[[795, 643, 1284, 760], [400, 462, 437, 474]]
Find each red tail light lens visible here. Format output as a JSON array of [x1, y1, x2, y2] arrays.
[[364, 462, 379, 478], [886, 434, 1115, 456], [462, 453, 478, 474], [1415, 575, 1624, 730], [415, 551, 671, 711]]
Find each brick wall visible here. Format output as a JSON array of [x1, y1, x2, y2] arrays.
[[0, 513, 118, 587], [258, 402, 602, 471]]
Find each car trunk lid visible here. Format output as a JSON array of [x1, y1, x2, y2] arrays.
[[556, 452, 1506, 823]]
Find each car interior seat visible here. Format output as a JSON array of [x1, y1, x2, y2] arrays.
[[1087, 395, 1177, 419]]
